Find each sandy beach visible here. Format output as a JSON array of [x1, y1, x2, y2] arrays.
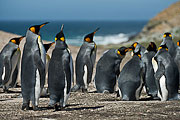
[[0, 30, 180, 120]]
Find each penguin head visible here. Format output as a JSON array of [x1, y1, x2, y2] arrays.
[[55, 24, 65, 42], [43, 42, 55, 52], [128, 42, 139, 51], [10, 36, 25, 45], [29, 22, 49, 35], [163, 32, 172, 40], [147, 42, 157, 53], [134, 50, 141, 58], [117, 47, 129, 57], [84, 28, 100, 43], [158, 44, 168, 51], [177, 40, 180, 46]]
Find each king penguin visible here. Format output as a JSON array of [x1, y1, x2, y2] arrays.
[[0, 36, 24, 92], [160, 32, 180, 84], [94, 47, 129, 93], [153, 44, 179, 101], [72, 28, 99, 92], [118, 46, 145, 101], [48, 25, 73, 110], [143, 42, 158, 99], [21, 22, 48, 110]]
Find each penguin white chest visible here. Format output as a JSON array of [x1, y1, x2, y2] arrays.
[[159, 75, 168, 101]]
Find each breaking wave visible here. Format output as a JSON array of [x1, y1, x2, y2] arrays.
[[66, 33, 135, 46]]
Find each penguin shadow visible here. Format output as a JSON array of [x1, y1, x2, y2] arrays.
[[0, 98, 13, 101], [39, 104, 104, 112], [38, 103, 83, 111], [88, 91, 97, 93], [64, 105, 104, 111], [0, 89, 21, 94], [139, 96, 160, 101]]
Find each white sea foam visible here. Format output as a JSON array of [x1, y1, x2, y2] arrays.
[[66, 33, 133, 46], [94, 33, 129, 45]]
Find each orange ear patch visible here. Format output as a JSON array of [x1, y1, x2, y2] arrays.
[[60, 37, 65, 41], [85, 38, 91, 42], [177, 42, 180, 46], [117, 50, 121, 55], [30, 27, 35, 33], [133, 42, 138, 48], [11, 40, 16, 44]]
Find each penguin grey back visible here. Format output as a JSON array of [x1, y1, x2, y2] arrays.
[[118, 55, 144, 101]]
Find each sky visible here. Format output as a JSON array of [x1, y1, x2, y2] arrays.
[[0, 0, 179, 21]]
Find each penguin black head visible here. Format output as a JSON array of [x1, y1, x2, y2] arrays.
[[177, 40, 180, 46], [117, 47, 129, 56], [163, 32, 172, 40], [128, 42, 139, 51], [55, 24, 65, 42], [84, 28, 100, 43], [134, 50, 141, 58], [147, 42, 157, 53], [158, 44, 168, 51], [10, 36, 25, 45], [43, 42, 55, 52], [29, 22, 49, 35]]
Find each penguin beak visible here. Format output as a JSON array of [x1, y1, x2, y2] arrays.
[[125, 48, 129, 52], [40, 22, 49, 29], [60, 24, 64, 31], [128, 46, 133, 51], [50, 42, 55, 47], [93, 28, 100, 35], [19, 36, 25, 42]]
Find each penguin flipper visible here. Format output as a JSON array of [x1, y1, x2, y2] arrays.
[[34, 51, 45, 87], [63, 55, 72, 94], [9, 65, 18, 88], [155, 62, 165, 80], [115, 61, 120, 78], [3, 57, 12, 86], [91, 45, 97, 68], [86, 56, 93, 84]]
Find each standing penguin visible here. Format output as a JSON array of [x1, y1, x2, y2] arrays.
[[160, 32, 180, 84], [142, 42, 158, 98], [21, 22, 48, 110], [94, 47, 129, 93], [118, 47, 145, 101], [0, 36, 24, 92], [72, 28, 99, 92], [48, 25, 73, 110], [153, 44, 179, 101]]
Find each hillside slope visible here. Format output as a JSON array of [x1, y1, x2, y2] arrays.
[[133, 1, 180, 43]]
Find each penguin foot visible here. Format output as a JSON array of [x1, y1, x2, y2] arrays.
[[103, 90, 110, 94], [3, 89, 9, 93], [71, 85, 80, 92], [81, 88, 88, 93], [33, 106, 40, 111], [21, 104, 30, 110]]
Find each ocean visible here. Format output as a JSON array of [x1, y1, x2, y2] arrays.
[[0, 20, 147, 46]]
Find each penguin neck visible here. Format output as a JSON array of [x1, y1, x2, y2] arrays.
[[166, 40, 177, 57], [55, 40, 67, 49], [25, 30, 39, 50]]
